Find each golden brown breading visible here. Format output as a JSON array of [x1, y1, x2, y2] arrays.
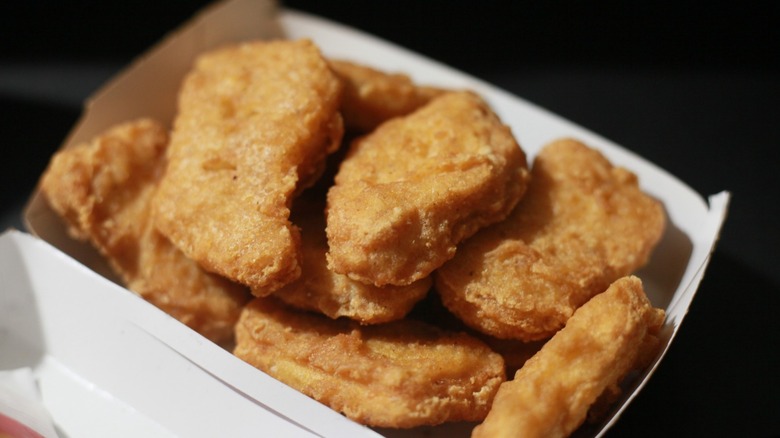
[[436, 138, 666, 341], [326, 91, 530, 287], [273, 197, 431, 324], [479, 337, 547, 379], [405, 291, 546, 377], [40, 119, 249, 345], [234, 297, 506, 428], [471, 276, 665, 438], [329, 59, 445, 133], [152, 39, 344, 296]]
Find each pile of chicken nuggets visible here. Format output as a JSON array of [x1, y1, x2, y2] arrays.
[[40, 39, 667, 437]]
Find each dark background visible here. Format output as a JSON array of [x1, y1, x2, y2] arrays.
[[1, 1, 778, 437]]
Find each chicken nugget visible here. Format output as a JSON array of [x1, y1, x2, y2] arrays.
[[327, 91, 530, 287], [273, 196, 431, 324], [329, 59, 446, 133], [406, 291, 546, 377], [234, 297, 506, 428], [152, 39, 344, 296], [40, 119, 249, 345], [471, 276, 665, 438], [436, 138, 665, 341]]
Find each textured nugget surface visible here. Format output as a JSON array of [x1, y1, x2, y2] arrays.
[[40, 119, 249, 345], [329, 59, 445, 133], [436, 139, 666, 341], [472, 276, 665, 438], [234, 298, 506, 428], [327, 91, 529, 287], [152, 39, 343, 296], [273, 197, 430, 324]]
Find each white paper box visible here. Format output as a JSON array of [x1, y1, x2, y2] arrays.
[[0, 230, 375, 438], [7, 0, 729, 436]]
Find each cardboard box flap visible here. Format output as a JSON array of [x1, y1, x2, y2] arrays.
[[0, 230, 376, 437]]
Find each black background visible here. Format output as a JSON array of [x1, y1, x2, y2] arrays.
[[1, 1, 778, 437]]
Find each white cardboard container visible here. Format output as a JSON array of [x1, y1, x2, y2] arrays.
[[0, 230, 372, 438], [4, 0, 729, 436]]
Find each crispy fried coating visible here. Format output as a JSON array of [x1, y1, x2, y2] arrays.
[[329, 59, 445, 133], [436, 138, 666, 341], [326, 91, 530, 287], [273, 197, 431, 324], [152, 39, 344, 296], [234, 297, 506, 428], [471, 276, 665, 438], [479, 337, 547, 379], [406, 291, 546, 377], [40, 119, 249, 345]]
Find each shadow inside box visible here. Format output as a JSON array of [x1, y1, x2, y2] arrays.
[[0, 95, 79, 231], [632, 206, 692, 311]]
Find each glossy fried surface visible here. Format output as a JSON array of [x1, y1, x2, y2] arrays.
[[329, 59, 445, 133], [273, 197, 430, 324], [405, 291, 546, 378], [436, 139, 666, 341], [152, 39, 343, 296], [327, 91, 529, 287], [471, 276, 664, 438], [234, 297, 506, 428], [40, 119, 249, 345]]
